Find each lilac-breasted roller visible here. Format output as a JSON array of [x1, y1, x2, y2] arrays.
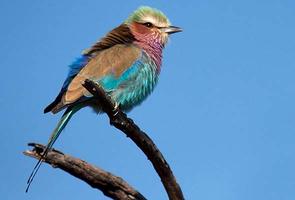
[[26, 6, 181, 190]]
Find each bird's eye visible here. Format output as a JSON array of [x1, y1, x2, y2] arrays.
[[143, 22, 153, 28]]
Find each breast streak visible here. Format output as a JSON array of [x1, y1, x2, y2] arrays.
[[112, 54, 158, 110], [63, 45, 140, 105]]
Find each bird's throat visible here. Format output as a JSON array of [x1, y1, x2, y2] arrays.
[[135, 39, 163, 73]]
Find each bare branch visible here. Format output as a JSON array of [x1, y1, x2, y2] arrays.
[[24, 79, 184, 200], [24, 143, 147, 200], [82, 79, 184, 200]]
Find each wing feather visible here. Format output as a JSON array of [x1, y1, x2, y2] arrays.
[[45, 24, 137, 113], [54, 44, 141, 112]]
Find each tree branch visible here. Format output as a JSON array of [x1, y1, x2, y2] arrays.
[[24, 143, 147, 200], [82, 79, 184, 200], [24, 79, 184, 200]]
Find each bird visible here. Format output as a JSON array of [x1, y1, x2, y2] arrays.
[[26, 6, 181, 191]]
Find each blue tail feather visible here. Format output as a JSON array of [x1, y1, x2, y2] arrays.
[[26, 107, 79, 192]]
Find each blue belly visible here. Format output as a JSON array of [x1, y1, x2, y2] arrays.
[[98, 53, 159, 111]]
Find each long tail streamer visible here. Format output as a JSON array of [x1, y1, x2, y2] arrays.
[[26, 107, 77, 192]]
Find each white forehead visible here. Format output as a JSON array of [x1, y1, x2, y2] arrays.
[[141, 15, 170, 28], [127, 6, 171, 28]]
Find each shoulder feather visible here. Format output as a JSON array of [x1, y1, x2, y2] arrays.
[[44, 24, 135, 114], [83, 24, 136, 56]]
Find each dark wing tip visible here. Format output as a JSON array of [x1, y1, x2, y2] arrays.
[[44, 90, 65, 114], [44, 102, 55, 113]]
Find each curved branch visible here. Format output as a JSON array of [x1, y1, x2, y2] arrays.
[[82, 79, 184, 200], [24, 143, 147, 200]]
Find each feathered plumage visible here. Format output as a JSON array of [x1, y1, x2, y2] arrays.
[[26, 6, 181, 191]]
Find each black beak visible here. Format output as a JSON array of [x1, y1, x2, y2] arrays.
[[162, 26, 182, 34]]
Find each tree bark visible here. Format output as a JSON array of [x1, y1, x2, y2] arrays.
[[24, 143, 146, 200], [82, 79, 184, 200], [24, 79, 184, 200]]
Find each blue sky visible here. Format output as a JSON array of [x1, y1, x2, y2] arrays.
[[1, 0, 295, 199]]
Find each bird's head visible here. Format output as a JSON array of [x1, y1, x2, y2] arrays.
[[125, 6, 182, 47]]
